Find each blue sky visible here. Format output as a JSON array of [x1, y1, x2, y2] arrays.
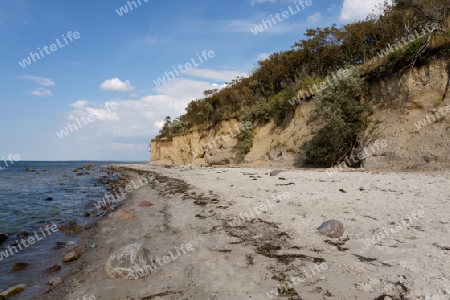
[[0, 0, 386, 161]]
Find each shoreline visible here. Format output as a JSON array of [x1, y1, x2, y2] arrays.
[[37, 164, 450, 299]]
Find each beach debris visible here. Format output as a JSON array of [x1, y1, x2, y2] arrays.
[[339, 189, 347, 193], [45, 197, 53, 201], [0, 234, 8, 244], [324, 237, 350, 251], [118, 209, 135, 220], [83, 212, 91, 217], [138, 201, 153, 207], [62, 250, 79, 263], [105, 243, 153, 280], [11, 262, 29, 272], [0, 284, 26, 297], [317, 220, 344, 238], [49, 277, 62, 286], [270, 170, 284, 176], [46, 264, 61, 273], [90, 243, 97, 249]]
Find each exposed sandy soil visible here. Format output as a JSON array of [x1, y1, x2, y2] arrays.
[[37, 165, 450, 300]]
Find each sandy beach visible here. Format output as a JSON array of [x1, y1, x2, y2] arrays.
[[37, 165, 450, 300]]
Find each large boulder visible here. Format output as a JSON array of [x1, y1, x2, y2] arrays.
[[105, 243, 153, 280]]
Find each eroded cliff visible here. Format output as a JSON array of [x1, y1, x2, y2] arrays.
[[151, 56, 450, 171]]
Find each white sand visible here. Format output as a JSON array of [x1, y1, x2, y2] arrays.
[[41, 165, 450, 300]]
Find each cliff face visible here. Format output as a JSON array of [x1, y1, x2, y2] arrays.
[[151, 56, 450, 170]]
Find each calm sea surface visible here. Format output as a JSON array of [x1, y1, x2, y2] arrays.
[[0, 161, 144, 299]]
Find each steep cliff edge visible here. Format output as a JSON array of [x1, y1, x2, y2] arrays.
[[151, 56, 450, 171]]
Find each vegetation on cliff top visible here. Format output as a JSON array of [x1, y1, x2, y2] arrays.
[[156, 0, 450, 166]]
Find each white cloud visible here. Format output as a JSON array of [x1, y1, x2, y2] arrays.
[[27, 87, 52, 97], [100, 78, 136, 91], [187, 69, 248, 82], [19, 76, 55, 87], [340, 0, 392, 21], [256, 53, 271, 61], [307, 12, 322, 23], [18, 76, 55, 97], [153, 77, 222, 99], [154, 121, 165, 129], [70, 100, 89, 109], [68, 102, 119, 122], [250, 0, 276, 5], [249, 0, 295, 6]]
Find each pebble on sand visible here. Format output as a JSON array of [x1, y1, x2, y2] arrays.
[[62, 251, 79, 263], [317, 219, 344, 238], [46, 264, 61, 273], [138, 201, 153, 207], [49, 277, 62, 286], [118, 209, 135, 220], [0, 284, 27, 297]]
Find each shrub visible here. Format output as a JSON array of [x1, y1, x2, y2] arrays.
[[302, 71, 372, 167]]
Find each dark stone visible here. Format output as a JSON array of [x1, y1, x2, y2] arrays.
[[270, 170, 284, 176], [46, 264, 61, 273], [11, 262, 29, 272], [0, 234, 8, 244], [317, 220, 344, 238], [83, 212, 91, 217], [56, 242, 66, 246], [45, 197, 53, 201]]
